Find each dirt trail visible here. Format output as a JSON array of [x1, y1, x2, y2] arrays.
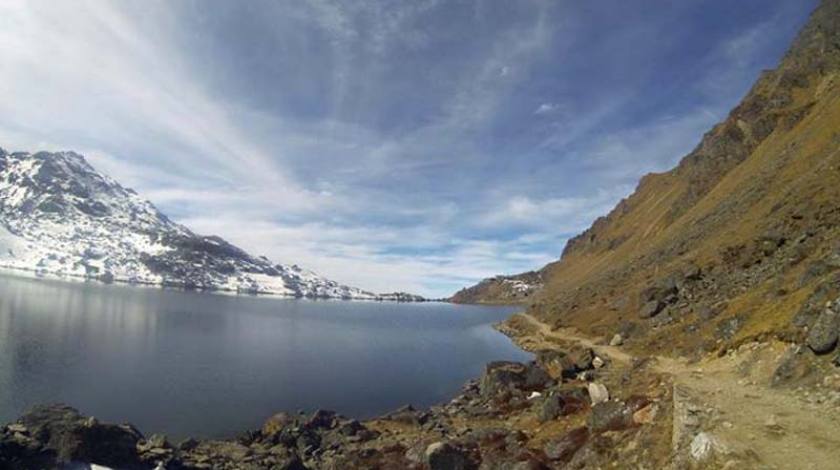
[[508, 313, 840, 469]]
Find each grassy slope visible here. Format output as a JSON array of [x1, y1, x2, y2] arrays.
[[528, 0, 840, 356]]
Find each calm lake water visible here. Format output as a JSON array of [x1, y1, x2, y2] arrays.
[[0, 274, 529, 438]]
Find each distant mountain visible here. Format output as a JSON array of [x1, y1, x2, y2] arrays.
[[0, 148, 424, 300], [449, 270, 543, 305]]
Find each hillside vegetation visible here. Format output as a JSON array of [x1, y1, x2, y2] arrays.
[[496, 0, 840, 360]]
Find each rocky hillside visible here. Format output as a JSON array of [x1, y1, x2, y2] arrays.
[[449, 270, 544, 305], [462, 0, 840, 361], [0, 148, 423, 300]]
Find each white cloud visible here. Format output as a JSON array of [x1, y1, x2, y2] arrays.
[[477, 186, 632, 233], [535, 102, 560, 115]]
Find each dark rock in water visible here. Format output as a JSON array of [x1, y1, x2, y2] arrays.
[[807, 302, 840, 354], [543, 427, 589, 462], [425, 441, 470, 470], [9, 404, 143, 468]]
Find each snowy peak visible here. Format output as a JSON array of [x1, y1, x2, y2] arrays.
[[0, 148, 424, 301]]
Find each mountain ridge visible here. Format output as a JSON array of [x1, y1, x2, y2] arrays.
[[0, 147, 425, 301], [457, 0, 840, 357]]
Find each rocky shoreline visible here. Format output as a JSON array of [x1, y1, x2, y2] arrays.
[[6, 312, 839, 469], [0, 317, 677, 470]]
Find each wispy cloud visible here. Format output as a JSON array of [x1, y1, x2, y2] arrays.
[[0, 0, 817, 297]]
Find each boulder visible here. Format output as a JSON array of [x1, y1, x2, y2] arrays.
[[640, 277, 678, 305], [480, 361, 527, 397], [588, 401, 634, 432], [807, 303, 840, 354], [16, 404, 144, 468], [425, 442, 469, 470], [586, 383, 609, 405], [480, 361, 551, 396], [570, 348, 595, 371], [538, 395, 562, 423], [543, 427, 589, 462], [640, 300, 665, 319], [609, 334, 624, 346], [536, 350, 579, 379], [689, 432, 724, 462], [523, 363, 552, 390], [632, 404, 658, 425], [384, 405, 425, 425], [262, 412, 296, 437], [305, 409, 337, 430], [539, 393, 588, 422], [772, 347, 812, 386]]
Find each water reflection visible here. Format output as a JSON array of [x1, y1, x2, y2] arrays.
[[0, 274, 529, 438]]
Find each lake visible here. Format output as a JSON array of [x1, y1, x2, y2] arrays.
[[0, 274, 529, 438]]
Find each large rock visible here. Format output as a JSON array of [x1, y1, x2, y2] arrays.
[[538, 392, 588, 423], [262, 412, 296, 437], [587, 383, 609, 405], [425, 441, 470, 470], [13, 404, 144, 468], [480, 361, 527, 397], [772, 346, 812, 386], [640, 300, 665, 319], [535, 350, 574, 379], [689, 432, 725, 462], [480, 361, 551, 397], [543, 427, 589, 462], [588, 401, 634, 432], [807, 302, 840, 354]]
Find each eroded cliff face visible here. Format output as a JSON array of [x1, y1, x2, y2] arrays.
[[521, 0, 840, 357]]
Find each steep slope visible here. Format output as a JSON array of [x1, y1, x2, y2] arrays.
[[524, 0, 840, 357], [449, 270, 544, 304], [0, 148, 409, 299]]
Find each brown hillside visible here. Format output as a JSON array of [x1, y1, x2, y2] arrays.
[[526, 0, 840, 358], [449, 270, 544, 304]]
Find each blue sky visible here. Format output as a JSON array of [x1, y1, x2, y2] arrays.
[[0, 0, 817, 297]]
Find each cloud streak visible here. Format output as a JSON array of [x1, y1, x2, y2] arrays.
[[0, 0, 818, 296]]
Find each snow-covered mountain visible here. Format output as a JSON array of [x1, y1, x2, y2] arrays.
[[0, 147, 418, 300]]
